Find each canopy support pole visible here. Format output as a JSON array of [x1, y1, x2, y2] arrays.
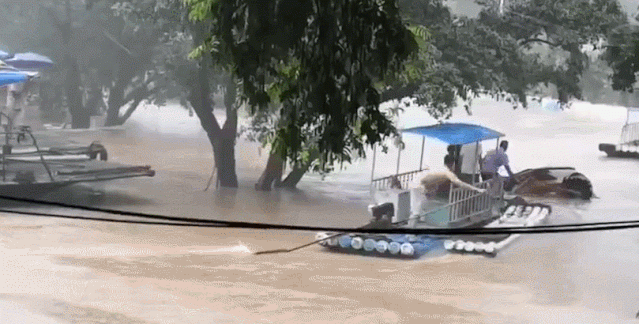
[[396, 143, 402, 175], [370, 144, 377, 184], [472, 141, 479, 185], [419, 137, 425, 170]]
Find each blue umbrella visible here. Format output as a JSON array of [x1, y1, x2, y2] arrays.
[[0, 72, 29, 87], [4, 52, 53, 70], [0, 50, 11, 60]]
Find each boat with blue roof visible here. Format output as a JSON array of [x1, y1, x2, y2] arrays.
[[316, 122, 555, 258]]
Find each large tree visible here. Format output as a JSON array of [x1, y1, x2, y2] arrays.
[[396, 0, 628, 113], [35, 0, 96, 128], [477, 0, 627, 103], [605, 22, 639, 93], [186, 0, 420, 190], [116, 0, 241, 187], [241, 25, 431, 190], [0, 0, 184, 128], [239, 0, 628, 189], [98, 1, 190, 127]]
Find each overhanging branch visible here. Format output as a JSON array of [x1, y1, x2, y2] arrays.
[[519, 38, 562, 47]]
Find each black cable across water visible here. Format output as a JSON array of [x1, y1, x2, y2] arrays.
[[1, 194, 639, 235]]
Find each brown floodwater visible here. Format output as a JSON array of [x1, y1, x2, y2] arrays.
[[2, 100, 639, 323]]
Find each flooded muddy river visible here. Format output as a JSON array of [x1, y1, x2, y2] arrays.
[[1, 99, 639, 323]]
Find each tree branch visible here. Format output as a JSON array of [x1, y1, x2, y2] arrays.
[[519, 38, 562, 47], [103, 30, 134, 56], [117, 87, 152, 124], [380, 83, 421, 102], [189, 67, 222, 137], [117, 99, 143, 124]]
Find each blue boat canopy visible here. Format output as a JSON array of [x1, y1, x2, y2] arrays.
[[0, 72, 28, 87], [401, 122, 505, 145]]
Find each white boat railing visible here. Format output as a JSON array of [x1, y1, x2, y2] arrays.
[[415, 179, 503, 227], [620, 122, 639, 147], [447, 180, 498, 224], [371, 169, 426, 190]]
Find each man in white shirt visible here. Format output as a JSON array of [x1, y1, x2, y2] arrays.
[[481, 140, 515, 181], [459, 141, 482, 184]]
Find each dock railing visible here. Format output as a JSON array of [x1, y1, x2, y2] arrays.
[[371, 169, 426, 191]]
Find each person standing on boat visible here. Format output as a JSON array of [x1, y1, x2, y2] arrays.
[[445, 145, 463, 176], [481, 140, 516, 183], [459, 141, 482, 183]]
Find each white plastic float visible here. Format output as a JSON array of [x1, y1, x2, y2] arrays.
[[388, 241, 401, 255], [351, 237, 364, 250]]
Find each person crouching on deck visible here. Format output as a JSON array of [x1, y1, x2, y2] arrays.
[[417, 155, 486, 199]]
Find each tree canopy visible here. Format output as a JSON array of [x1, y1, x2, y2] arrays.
[[398, 0, 628, 112], [186, 0, 420, 172], [605, 22, 639, 92]]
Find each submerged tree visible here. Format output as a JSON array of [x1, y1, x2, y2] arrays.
[[186, 0, 420, 189], [115, 0, 241, 187]]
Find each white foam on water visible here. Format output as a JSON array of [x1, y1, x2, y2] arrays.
[[188, 242, 253, 254], [29, 243, 253, 258]]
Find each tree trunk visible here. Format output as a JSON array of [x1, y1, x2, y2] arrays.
[[255, 150, 284, 191], [104, 85, 146, 127], [212, 132, 238, 187], [187, 26, 238, 188], [277, 149, 319, 189], [85, 84, 103, 117], [104, 52, 137, 127], [60, 0, 89, 129], [278, 164, 306, 188], [39, 81, 53, 113], [105, 83, 125, 127], [66, 58, 90, 129]]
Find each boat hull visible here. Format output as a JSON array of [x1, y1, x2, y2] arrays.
[[599, 143, 639, 158]]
